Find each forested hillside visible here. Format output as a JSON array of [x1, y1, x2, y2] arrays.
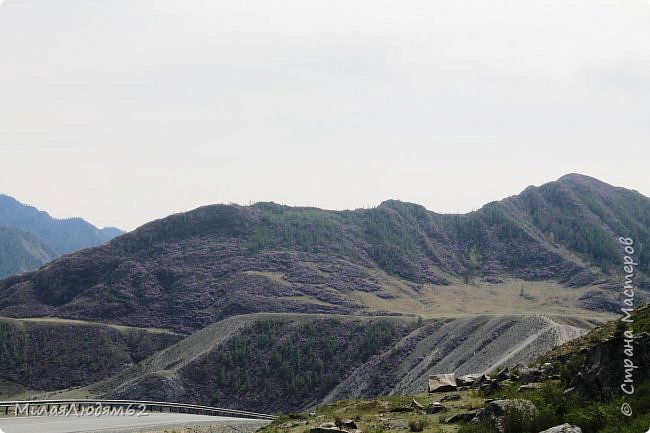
[[0, 174, 647, 332]]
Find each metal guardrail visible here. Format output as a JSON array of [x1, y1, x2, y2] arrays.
[[0, 399, 277, 420]]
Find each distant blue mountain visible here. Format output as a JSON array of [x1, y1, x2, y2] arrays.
[[0, 194, 123, 276]]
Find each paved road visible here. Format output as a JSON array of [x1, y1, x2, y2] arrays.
[[0, 413, 267, 433]]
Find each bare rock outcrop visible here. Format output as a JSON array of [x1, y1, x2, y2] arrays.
[[475, 399, 538, 433]]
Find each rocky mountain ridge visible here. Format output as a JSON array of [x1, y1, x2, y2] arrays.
[[0, 194, 123, 277]]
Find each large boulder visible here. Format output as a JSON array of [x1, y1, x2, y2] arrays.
[[495, 368, 510, 382], [444, 412, 477, 424], [518, 383, 543, 392], [457, 374, 481, 386], [428, 373, 457, 393], [539, 424, 583, 433], [310, 427, 341, 433], [426, 402, 447, 414], [516, 367, 543, 384], [475, 399, 538, 433], [478, 379, 500, 395], [470, 374, 491, 389]]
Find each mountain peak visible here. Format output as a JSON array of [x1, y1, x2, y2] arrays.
[[556, 173, 612, 188]]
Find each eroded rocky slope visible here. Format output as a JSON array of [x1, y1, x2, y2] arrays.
[[27, 313, 597, 413]]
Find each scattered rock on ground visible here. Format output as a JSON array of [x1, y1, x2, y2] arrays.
[[383, 421, 408, 430], [479, 379, 500, 395], [426, 402, 447, 414], [311, 427, 350, 433], [518, 383, 543, 392], [440, 394, 461, 402], [310, 427, 338, 433], [517, 367, 543, 384], [444, 412, 477, 424], [457, 374, 481, 386], [471, 374, 491, 389], [495, 368, 510, 382], [411, 399, 424, 410]]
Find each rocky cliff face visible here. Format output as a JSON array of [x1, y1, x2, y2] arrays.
[[571, 333, 650, 400], [541, 304, 650, 416]]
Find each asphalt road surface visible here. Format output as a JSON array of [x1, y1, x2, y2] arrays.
[[0, 413, 268, 433]]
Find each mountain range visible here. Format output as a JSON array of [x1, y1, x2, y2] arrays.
[[0, 173, 647, 332], [0, 173, 648, 412], [0, 194, 123, 277]]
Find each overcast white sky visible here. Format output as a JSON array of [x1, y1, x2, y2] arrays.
[[1, 0, 649, 231]]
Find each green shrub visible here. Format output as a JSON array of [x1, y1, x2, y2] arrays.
[[564, 400, 621, 433], [598, 411, 650, 433], [465, 378, 650, 433], [559, 354, 585, 387], [407, 418, 429, 432], [366, 423, 385, 433], [457, 423, 497, 433]]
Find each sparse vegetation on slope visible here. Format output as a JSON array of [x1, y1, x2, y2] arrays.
[[259, 390, 482, 433], [0, 175, 647, 332]]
